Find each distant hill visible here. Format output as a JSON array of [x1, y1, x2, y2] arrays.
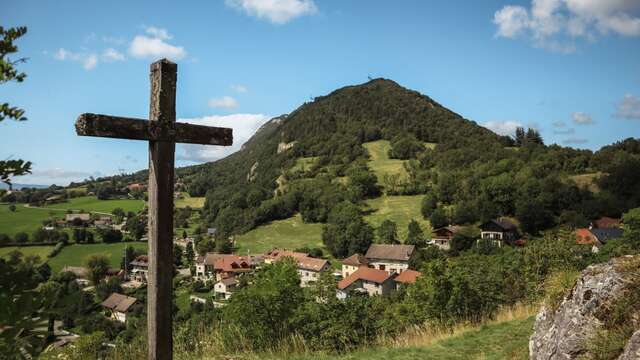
[[0, 183, 49, 190]]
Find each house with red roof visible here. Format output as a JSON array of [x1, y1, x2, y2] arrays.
[[590, 216, 621, 229], [364, 244, 415, 275], [394, 269, 421, 287], [341, 253, 369, 278], [337, 267, 397, 299]]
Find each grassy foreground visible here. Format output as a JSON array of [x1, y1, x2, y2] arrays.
[[47, 242, 147, 273], [364, 195, 430, 240]]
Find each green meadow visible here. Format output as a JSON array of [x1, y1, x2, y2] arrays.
[[175, 192, 206, 209], [47, 242, 147, 273], [44, 195, 144, 214], [235, 214, 324, 254], [0, 204, 67, 237], [363, 140, 409, 183], [0, 245, 54, 260], [364, 195, 431, 241]]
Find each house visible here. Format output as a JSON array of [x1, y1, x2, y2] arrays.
[[575, 228, 597, 245], [394, 269, 421, 287], [297, 256, 331, 287], [590, 217, 621, 229], [337, 267, 396, 298], [214, 277, 238, 300], [430, 226, 463, 250], [479, 219, 518, 246], [263, 248, 309, 265], [65, 213, 91, 226], [129, 255, 149, 282], [61, 266, 91, 287], [127, 183, 146, 192], [45, 195, 65, 205], [195, 253, 259, 280], [341, 253, 369, 278], [100, 293, 137, 323], [94, 216, 113, 229], [591, 228, 623, 247], [364, 244, 415, 275]]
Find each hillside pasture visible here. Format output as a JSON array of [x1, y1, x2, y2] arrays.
[[364, 195, 431, 241], [569, 172, 603, 193], [47, 242, 147, 273], [0, 204, 66, 237], [175, 192, 205, 209], [0, 245, 54, 260], [234, 214, 323, 254], [363, 140, 409, 184], [291, 157, 320, 173], [43, 196, 144, 214]]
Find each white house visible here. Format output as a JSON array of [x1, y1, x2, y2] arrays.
[[297, 257, 331, 287], [129, 255, 149, 282], [100, 293, 137, 323], [214, 277, 238, 300], [337, 267, 396, 298], [364, 244, 415, 275], [341, 253, 369, 278]]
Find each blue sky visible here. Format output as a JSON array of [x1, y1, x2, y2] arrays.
[[1, 0, 639, 185]]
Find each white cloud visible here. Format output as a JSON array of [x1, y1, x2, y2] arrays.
[[208, 96, 239, 110], [225, 0, 317, 24], [129, 34, 186, 61], [176, 114, 271, 163], [571, 112, 594, 125], [552, 120, 566, 127], [231, 84, 248, 93], [102, 48, 125, 62], [145, 26, 172, 40], [483, 120, 523, 136], [53, 48, 98, 71], [493, 0, 640, 52], [553, 127, 575, 135], [615, 94, 640, 120]]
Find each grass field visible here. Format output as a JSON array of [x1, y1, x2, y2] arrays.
[[276, 316, 534, 360], [0, 204, 67, 236], [364, 195, 430, 241], [0, 245, 54, 260], [175, 192, 205, 209], [44, 196, 144, 214], [363, 140, 409, 183], [235, 214, 324, 254], [569, 172, 603, 193], [47, 242, 147, 273]]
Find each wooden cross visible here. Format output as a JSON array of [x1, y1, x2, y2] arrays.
[[74, 59, 232, 360]]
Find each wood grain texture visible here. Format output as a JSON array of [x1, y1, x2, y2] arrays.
[[75, 113, 233, 145], [147, 58, 176, 360]]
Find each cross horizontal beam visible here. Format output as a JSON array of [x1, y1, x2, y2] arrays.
[[75, 113, 233, 146]]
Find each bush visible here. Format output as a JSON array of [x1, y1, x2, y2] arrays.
[[48, 242, 65, 258], [14, 232, 28, 244]]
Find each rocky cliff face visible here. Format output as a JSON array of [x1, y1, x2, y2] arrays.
[[530, 255, 640, 360]]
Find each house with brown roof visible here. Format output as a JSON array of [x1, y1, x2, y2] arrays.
[[575, 228, 597, 245], [100, 293, 137, 323], [479, 219, 518, 246], [337, 267, 396, 298], [65, 213, 91, 226], [590, 216, 621, 229], [263, 248, 309, 264], [129, 255, 149, 282], [394, 269, 421, 287], [297, 256, 331, 287], [430, 226, 462, 250], [364, 244, 415, 275], [194, 253, 260, 281], [341, 253, 369, 278], [214, 277, 238, 300]]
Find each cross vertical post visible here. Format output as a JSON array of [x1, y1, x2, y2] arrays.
[[147, 59, 176, 360]]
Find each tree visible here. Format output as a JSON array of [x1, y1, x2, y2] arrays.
[[514, 127, 525, 146], [185, 241, 195, 266], [8, 204, 16, 212], [449, 234, 475, 255], [429, 208, 448, 229], [174, 244, 184, 267], [0, 26, 31, 188], [96, 277, 123, 301], [111, 207, 125, 222], [0, 233, 9, 245], [406, 219, 426, 247], [100, 229, 123, 243], [516, 197, 553, 235], [37, 280, 62, 340], [125, 215, 146, 240], [86, 254, 110, 285], [14, 232, 28, 244], [421, 193, 437, 218], [322, 201, 373, 258], [377, 220, 399, 244]]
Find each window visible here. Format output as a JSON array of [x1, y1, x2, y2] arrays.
[[379, 264, 386, 271]]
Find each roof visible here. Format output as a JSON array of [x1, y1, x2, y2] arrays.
[[480, 219, 517, 232], [297, 256, 330, 272], [342, 253, 369, 267], [61, 266, 88, 278], [365, 244, 415, 262], [394, 269, 421, 284], [101, 293, 137, 313], [338, 267, 393, 290], [265, 248, 309, 261], [65, 213, 91, 221], [432, 226, 463, 237], [218, 277, 238, 286], [130, 255, 149, 267], [214, 256, 252, 272], [576, 228, 597, 245], [590, 228, 623, 244], [592, 217, 621, 229]]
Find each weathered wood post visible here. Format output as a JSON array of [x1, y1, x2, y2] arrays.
[[74, 59, 233, 359]]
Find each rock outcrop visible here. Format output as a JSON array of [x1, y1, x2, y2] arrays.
[[530, 255, 640, 360]]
